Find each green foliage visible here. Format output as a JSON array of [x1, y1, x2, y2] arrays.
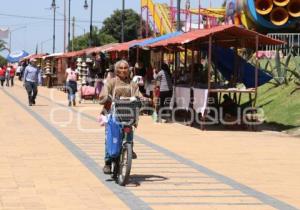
[[99, 32, 118, 45], [254, 55, 300, 127], [259, 51, 299, 87], [0, 39, 7, 52], [71, 27, 117, 51], [72, 34, 89, 51], [222, 0, 227, 8], [101, 9, 147, 42], [71, 9, 147, 51], [257, 82, 300, 127], [286, 56, 300, 87], [0, 55, 7, 66], [274, 49, 284, 84]]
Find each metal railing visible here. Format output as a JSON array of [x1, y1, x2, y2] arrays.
[[266, 33, 300, 55]]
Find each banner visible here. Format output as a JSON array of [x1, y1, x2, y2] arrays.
[[0, 28, 9, 39]]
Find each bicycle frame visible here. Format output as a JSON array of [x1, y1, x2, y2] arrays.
[[111, 124, 134, 186]]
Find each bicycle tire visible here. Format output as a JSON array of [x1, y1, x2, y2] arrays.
[[117, 143, 132, 186], [111, 160, 119, 180]]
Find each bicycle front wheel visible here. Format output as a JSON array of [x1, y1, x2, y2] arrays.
[[118, 143, 132, 186]]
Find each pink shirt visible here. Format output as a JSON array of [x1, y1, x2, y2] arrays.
[[66, 68, 78, 82]]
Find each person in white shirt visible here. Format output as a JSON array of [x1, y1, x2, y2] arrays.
[[5, 66, 11, 87], [65, 61, 79, 106]]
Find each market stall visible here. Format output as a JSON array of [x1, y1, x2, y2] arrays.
[[147, 25, 284, 128]]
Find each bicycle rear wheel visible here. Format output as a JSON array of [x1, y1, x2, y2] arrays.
[[111, 159, 119, 180], [117, 143, 132, 186]]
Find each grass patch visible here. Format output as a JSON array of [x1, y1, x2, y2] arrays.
[[257, 82, 300, 128]]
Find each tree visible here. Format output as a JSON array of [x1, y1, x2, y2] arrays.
[[71, 27, 117, 51], [0, 55, 7, 66], [0, 39, 7, 52], [101, 9, 147, 42], [222, 0, 227, 8], [71, 9, 149, 51], [72, 34, 89, 51], [99, 32, 117, 45]]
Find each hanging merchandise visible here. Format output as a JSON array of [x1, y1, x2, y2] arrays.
[[81, 61, 88, 85]]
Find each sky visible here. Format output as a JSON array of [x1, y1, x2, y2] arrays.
[[0, 0, 224, 56]]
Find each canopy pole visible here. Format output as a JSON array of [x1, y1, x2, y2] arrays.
[[136, 47, 140, 75], [201, 35, 212, 131], [254, 35, 259, 107], [208, 35, 212, 91], [173, 48, 178, 83], [161, 50, 165, 66], [184, 44, 187, 73], [190, 48, 195, 86]]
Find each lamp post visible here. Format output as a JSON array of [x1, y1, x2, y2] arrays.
[[51, 0, 57, 53], [68, 0, 71, 51], [84, 0, 94, 47], [121, 0, 125, 43], [9, 26, 26, 52], [177, 0, 181, 31]]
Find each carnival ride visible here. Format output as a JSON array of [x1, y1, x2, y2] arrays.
[[226, 0, 300, 32], [141, 0, 300, 36], [141, 0, 225, 35]]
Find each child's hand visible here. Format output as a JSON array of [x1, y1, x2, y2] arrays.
[[97, 114, 108, 126]]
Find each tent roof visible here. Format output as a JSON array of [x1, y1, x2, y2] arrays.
[[130, 31, 183, 48], [6, 50, 29, 63], [43, 52, 64, 59], [58, 49, 87, 58], [149, 25, 285, 49], [106, 38, 149, 53], [21, 53, 47, 61], [85, 43, 119, 55]]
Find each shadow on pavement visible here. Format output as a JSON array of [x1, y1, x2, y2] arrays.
[[127, 174, 168, 187]]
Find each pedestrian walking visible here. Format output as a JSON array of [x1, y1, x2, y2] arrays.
[[8, 65, 15, 86], [65, 61, 79, 107], [3, 66, 10, 87], [5, 66, 10, 87], [16, 63, 22, 78], [19, 62, 27, 81], [23, 59, 42, 106], [153, 63, 173, 122], [0, 67, 5, 87]]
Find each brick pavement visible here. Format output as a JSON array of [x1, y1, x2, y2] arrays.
[[0, 82, 299, 210], [0, 87, 129, 210]]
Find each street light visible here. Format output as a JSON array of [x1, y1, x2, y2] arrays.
[[68, 0, 71, 51], [83, 0, 94, 47], [177, 0, 181, 31], [51, 0, 57, 53], [9, 26, 26, 52], [121, 0, 125, 43]]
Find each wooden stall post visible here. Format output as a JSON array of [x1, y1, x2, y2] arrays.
[[191, 49, 195, 86], [201, 35, 212, 130], [135, 47, 140, 75], [254, 35, 259, 107], [161, 51, 165, 66], [208, 35, 212, 91], [184, 44, 188, 72], [183, 44, 189, 123], [191, 46, 195, 127]]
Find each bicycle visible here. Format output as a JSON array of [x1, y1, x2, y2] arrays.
[[108, 97, 144, 186]]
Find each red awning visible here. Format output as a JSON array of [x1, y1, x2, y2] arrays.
[[149, 25, 285, 49], [58, 49, 87, 58], [85, 43, 119, 55], [21, 53, 47, 61], [106, 38, 150, 53]]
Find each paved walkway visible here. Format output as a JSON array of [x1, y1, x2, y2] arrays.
[[0, 82, 300, 210]]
